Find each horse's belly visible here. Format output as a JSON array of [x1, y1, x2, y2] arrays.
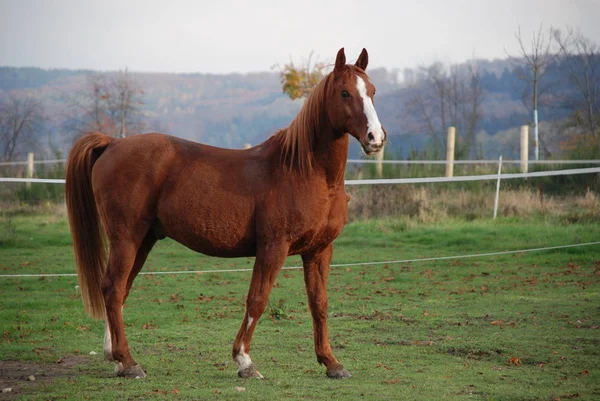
[[159, 209, 256, 257]]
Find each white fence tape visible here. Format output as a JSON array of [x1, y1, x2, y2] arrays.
[[2, 158, 600, 167], [346, 167, 600, 185], [0, 177, 67, 184], [0, 159, 66, 166], [1, 241, 598, 278], [347, 159, 600, 165], [1, 167, 599, 186]]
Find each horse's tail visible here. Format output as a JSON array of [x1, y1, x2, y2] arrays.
[[65, 132, 114, 319]]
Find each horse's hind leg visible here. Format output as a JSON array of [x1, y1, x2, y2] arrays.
[[102, 228, 150, 379], [232, 242, 288, 378], [125, 232, 157, 302], [302, 244, 350, 379], [104, 231, 156, 368]]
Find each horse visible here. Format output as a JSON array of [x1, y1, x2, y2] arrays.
[[65, 47, 386, 380]]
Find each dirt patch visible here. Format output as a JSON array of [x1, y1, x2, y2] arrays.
[[0, 356, 89, 400]]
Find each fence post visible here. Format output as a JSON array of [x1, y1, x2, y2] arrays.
[[376, 147, 384, 178], [445, 126, 455, 177], [26, 152, 34, 190], [493, 155, 503, 219], [520, 125, 529, 174]]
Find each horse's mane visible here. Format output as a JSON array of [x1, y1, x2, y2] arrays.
[[275, 72, 331, 175]]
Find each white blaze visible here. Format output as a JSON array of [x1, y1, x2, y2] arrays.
[[356, 76, 385, 144]]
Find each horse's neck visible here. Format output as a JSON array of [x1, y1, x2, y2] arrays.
[[313, 129, 349, 188]]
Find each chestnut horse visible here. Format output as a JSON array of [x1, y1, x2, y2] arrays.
[[65, 48, 386, 380]]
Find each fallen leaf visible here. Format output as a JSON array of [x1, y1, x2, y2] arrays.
[[507, 357, 521, 366]]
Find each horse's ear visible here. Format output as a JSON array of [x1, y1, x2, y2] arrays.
[[334, 48, 346, 74], [355, 48, 368, 71]]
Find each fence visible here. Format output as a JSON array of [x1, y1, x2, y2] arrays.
[[2, 162, 600, 220], [2, 125, 600, 220]]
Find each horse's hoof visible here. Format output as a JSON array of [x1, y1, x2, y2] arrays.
[[115, 362, 146, 379], [237, 364, 264, 379], [326, 365, 351, 379]]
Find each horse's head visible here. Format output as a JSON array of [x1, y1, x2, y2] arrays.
[[326, 48, 387, 155]]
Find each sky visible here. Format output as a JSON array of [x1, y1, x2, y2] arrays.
[[1, 0, 600, 74]]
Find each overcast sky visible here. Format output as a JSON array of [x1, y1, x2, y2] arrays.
[[1, 0, 599, 74]]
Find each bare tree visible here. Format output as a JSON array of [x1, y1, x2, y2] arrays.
[[509, 25, 556, 159], [64, 69, 145, 138], [461, 64, 484, 158], [552, 27, 600, 142], [406, 61, 484, 158], [0, 95, 45, 161]]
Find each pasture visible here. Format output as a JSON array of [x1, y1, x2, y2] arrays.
[[1, 213, 599, 400]]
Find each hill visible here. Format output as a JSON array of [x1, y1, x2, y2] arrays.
[[0, 57, 592, 160]]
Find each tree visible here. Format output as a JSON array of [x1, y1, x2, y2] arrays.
[[509, 25, 556, 159], [552, 27, 600, 147], [0, 95, 45, 161], [276, 52, 327, 100], [64, 69, 145, 138], [406, 61, 484, 158]]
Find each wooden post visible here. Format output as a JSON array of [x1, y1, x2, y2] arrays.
[[520, 125, 529, 174], [375, 147, 384, 178], [493, 155, 503, 219], [26, 152, 34, 190], [445, 127, 455, 177]]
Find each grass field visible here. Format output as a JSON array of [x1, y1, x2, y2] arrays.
[[1, 213, 599, 400]]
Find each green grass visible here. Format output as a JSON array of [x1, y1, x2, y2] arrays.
[[1, 214, 599, 400]]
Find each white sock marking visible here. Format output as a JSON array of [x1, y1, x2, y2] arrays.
[[103, 318, 112, 360], [356, 76, 384, 144], [235, 344, 253, 370]]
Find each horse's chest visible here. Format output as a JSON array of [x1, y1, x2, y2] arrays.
[[322, 191, 349, 237], [291, 190, 349, 252]]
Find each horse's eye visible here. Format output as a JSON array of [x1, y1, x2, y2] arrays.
[[341, 90, 350, 99]]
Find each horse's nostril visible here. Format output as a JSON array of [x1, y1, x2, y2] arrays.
[[367, 132, 375, 143]]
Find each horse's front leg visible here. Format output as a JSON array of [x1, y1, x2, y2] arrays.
[[232, 242, 288, 378], [302, 243, 351, 378]]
